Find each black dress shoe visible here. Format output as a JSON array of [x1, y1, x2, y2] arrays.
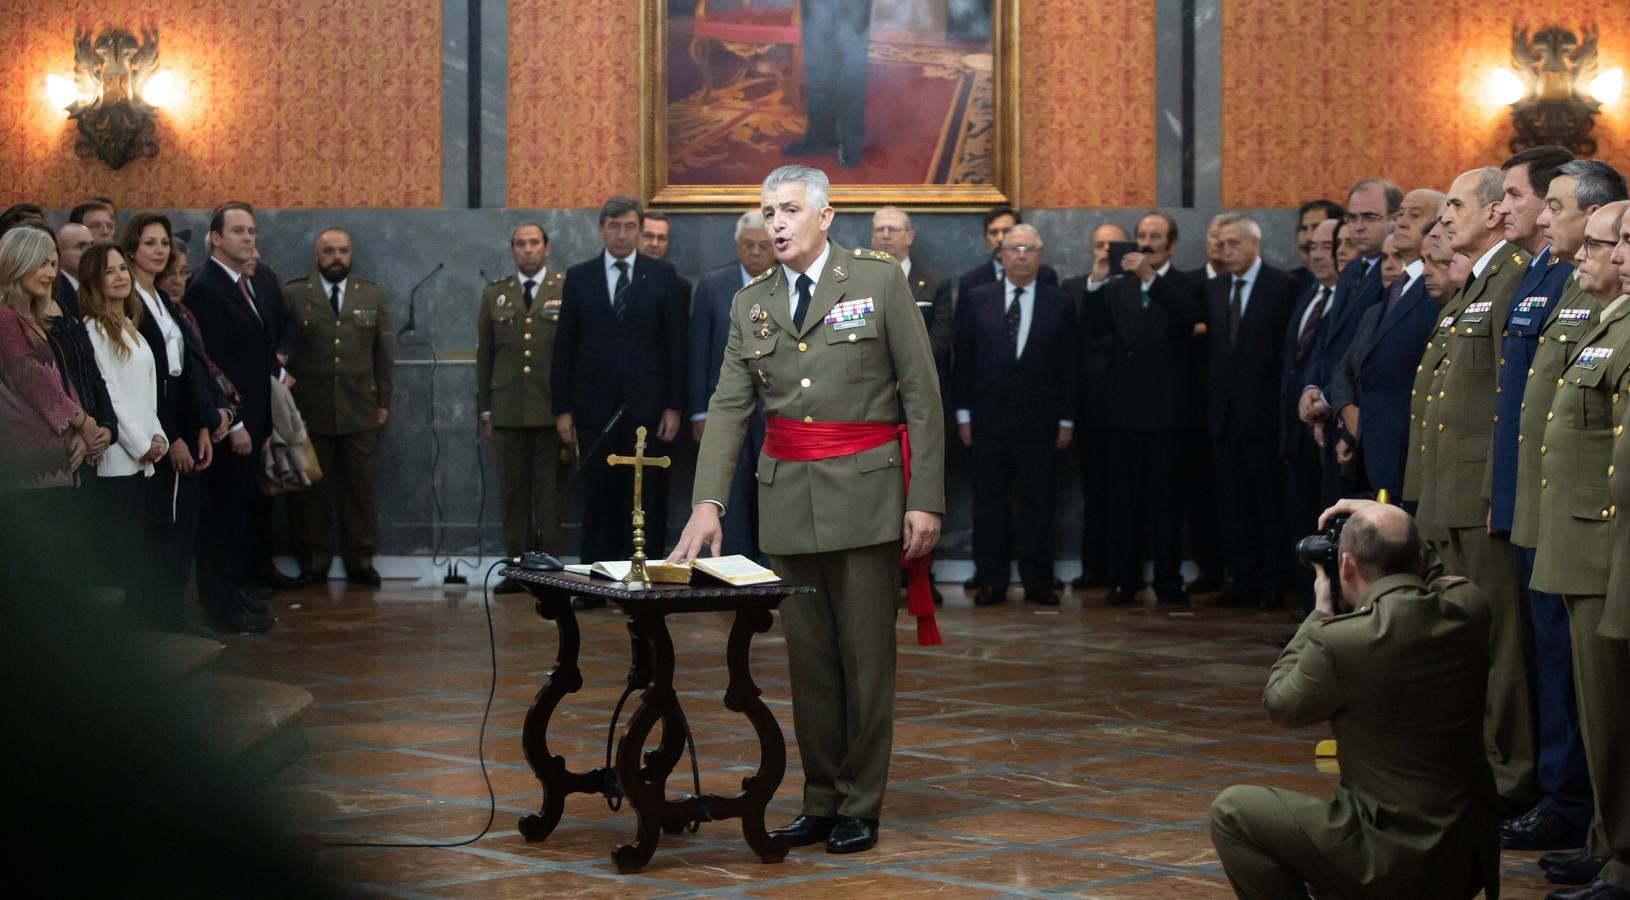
[[963, 575, 981, 590], [1156, 588, 1191, 607], [1186, 573, 1225, 594], [1543, 848, 1595, 869], [347, 566, 383, 587], [239, 588, 269, 614], [1104, 586, 1138, 607], [207, 609, 274, 634], [931, 584, 943, 607], [493, 578, 526, 595], [972, 587, 1005, 607], [825, 816, 878, 853], [1547, 878, 1629, 899], [784, 135, 836, 157], [1548, 854, 1607, 885], [1024, 592, 1059, 606], [298, 570, 328, 585], [767, 814, 834, 846], [570, 595, 606, 611], [1071, 572, 1107, 590], [1503, 807, 1587, 850]]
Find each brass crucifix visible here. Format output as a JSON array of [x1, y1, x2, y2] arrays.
[[606, 426, 671, 588]]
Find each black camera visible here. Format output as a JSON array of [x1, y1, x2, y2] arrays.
[[1295, 514, 1350, 583]]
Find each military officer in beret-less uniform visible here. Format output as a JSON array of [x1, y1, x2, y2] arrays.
[[1533, 201, 1630, 899], [670, 166, 945, 856], [1427, 167, 1537, 812], [285, 228, 394, 586], [1404, 236, 1470, 558], [479, 224, 565, 594]]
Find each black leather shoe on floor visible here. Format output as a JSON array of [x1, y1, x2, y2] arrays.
[[1025, 592, 1059, 606], [1543, 848, 1594, 869], [963, 575, 981, 590], [239, 588, 269, 614], [1503, 807, 1587, 850], [208, 609, 274, 634], [1547, 877, 1630, 899], [1104, 586, 1137, 607], [1548, 854, 1607, 886], [972, 587, 1005, 607], [767, 815, 834, 847], [347, 567, 383, 587], [931, 584, 944, 607], [1156, 589, 1191, 608], [825, 816, 878, 854], [493, 578, 526, 595], [570, 595, 606, 611]]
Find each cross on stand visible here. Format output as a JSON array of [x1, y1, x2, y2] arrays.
[[606, 425, 671, 589]]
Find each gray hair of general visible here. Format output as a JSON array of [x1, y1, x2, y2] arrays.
[[1558, 159, 1629, 208], [1466, 167, 1505, 207], [734, 210, 766, 240], [1351, 177, 1404, 215], [762, 165, 830, 209], [1005, 222, 1043, 249], [1214, 212, 1262, 241]]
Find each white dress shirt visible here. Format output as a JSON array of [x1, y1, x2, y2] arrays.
[[1229, 256, 1264, 318], [956, 278, 1072, 429], [134, 282, 183, 377], [1398, 258, 1425, 296], [85, 319, 167, 477], [321, 276, 348, 314], [780, 242, 832, 321], [604, 250, 636, 305]]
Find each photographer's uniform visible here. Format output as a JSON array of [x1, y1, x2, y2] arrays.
[[1426, 243, 1539, 810], [1532, 294, 1630, 897], [1209, 549, 1499, 900]]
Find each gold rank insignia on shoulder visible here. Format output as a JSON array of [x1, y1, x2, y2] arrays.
[[855, 248, 893, 261], [1548, 255, 1560, 266], [1512, 253, 1524, 265], [746, 269, 772, 286]]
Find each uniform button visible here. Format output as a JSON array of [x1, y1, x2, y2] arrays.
[[334, 337, 341, 345], [524, 333, 532, 341], [1521, 402, 1527, 411], [800, 377, 811, 387], [523, 365, 532, 373], [1496, 386, 1502, 394], [1616, 425, 1625, 437], [1547, 412, 1554, 421], [1499, 358, 1506, 366], [1439, 391, 1446, 399], [1493, 415, 1499, 423], [1416, 365, 1423, 373], [1438, 424, 1445, 432], [1616, 394, 1622, 405], [524, 349, 531, 357], [1603, 508, 1612, 519], [1541, 478, 1549, 489], [1518, 435, 1525, 444], [1539, 336, 1546, 344], [798, 342, 808, 351], [1502, 331, 1509, 338], [1610, 465, 1617, 476], [1540, 446, 1547, 455], [333, 356, 340, 363], [803, 416, 814, 423], [1527, 368, 1534, 377], [1558, 378, 1565, 387], [754, 349, 762, 358], [525, 317, 533, 324], [1420, 444, 1426, 452], [848, 333, 858, 342], [1411, 389, 1417, 397]]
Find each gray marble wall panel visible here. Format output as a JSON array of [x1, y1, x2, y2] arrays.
[[1192, 0, 1223, 208], [441, 0, 471, 208]]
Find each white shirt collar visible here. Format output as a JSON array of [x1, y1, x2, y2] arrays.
[[1206, 262, 1218, 280], [212, 255, 244, 283], [1403, 258, 1424, 280], [1235, 255, 1263, 286], [738, 265, 754, 285], [1155, 262, 1172, 278], [604, 249, 635, 272], [517, 266, 547, 286], [62, 272, 79, 291], [1471, 240, 1507, 279], [780, 241, 832, 289], [898, 256, 912, 279]]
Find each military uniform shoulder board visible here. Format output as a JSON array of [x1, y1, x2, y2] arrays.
[[1511, 252, 1524, 265], [352, 277, 380, 288], [854, 248, 894, 262], [487, 275, 510, 286], [284, 274, 313, 288], [744, 268, 773, 287], [1323, 603, 1375, 623]]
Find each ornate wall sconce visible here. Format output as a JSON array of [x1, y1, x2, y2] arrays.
[[1487, 24, 1622, 155], [43, 26, 182, 169]]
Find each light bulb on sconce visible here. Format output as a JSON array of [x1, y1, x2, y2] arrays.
[[1488, 67, 1527, 106], [141, 70, 180, 108], [45, 74, 78, 111], [1590, 67, 1624, 105]]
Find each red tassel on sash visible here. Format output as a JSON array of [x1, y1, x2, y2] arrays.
[[762, 416, 941, 646]]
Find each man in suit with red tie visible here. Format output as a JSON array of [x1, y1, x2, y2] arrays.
[[954, 224, 1078, 607], [552, 196, 688, 607], [1206, 213, 1298, 608], [184, 201, 281, 633]]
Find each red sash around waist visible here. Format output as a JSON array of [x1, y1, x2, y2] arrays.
[[763, 416, 939, 646]]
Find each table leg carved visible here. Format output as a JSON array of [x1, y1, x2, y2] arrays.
[[612, 611, 677, 872], [517, 595, 614, 841]]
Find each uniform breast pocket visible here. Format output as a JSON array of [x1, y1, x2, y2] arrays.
[[1567, 484, 1613, 523], [825, 323, 881, 382], [352, 308, 378, 329], [491, 310, 517, 341], [738, 332, 780, 394], [1569, 362, 1611, 428]]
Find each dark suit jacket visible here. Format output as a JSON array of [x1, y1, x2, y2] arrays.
[[552, 251, 688, 427], [953, 281, 1079, 442], [249, 260, 295, 362], [688, 262, 750, 418], [136, 287, 220, 446], [905, 261, 954, 378], [1063, 274, 1112, 430], [53, 275, 79, 319], [1280, 279, 1330, 459], [1079, 269, 1195, 431], [1325, 276, 1438, 498], [1307, 256, 1384, 393], [1206, 262, 1297, 439], [184, 259, 277, 444], [956, 258, 1058, 300]]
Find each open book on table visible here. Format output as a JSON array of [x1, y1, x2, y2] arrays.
[[564, 555, 780, 587]]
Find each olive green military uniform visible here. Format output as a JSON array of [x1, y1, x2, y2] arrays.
[[1604, 365, 1630, 638], [1210, 557, 1499, 900], [1534, 293, 1630, 892], [285, 274, 394, 576], [1510, 277, 1595, 551], [1425, 242, 1538, 808], [1406, 291, 1466, 549], [692, 240, 945, 821], [477, 269, 566, 557]]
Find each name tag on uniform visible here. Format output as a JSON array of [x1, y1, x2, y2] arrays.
[[825, 297, 875, 326], [1515, 296, 1548, 313], [1510, 316, 1533, 327], [1557, 308, 1590, 326], [1577, 346, 1613, 369]]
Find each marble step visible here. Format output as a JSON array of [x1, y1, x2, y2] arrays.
[[198, 675, 314, 782], [131, 632, 225, 680]]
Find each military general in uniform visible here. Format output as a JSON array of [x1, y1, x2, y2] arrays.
[[479, 223, 565, 594], [285, 228, 394, 586], [1210, 499, 1499, 900], [669, 165, 945, 856], [1531, 200, 1630, 899]]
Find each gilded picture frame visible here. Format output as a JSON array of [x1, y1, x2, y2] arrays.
[[640, 0, 1019, 209]]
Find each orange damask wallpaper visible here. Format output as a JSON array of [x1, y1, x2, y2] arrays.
[[1222, 1, 1630, 208], [506, 1, 1157, 209], [0, 1, 442, 209]]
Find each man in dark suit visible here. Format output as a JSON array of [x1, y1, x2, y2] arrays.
[[957, 206, 1058, 298], [1062, 223, 1126, 590], [183, 202, 280, 634], [1080, 212, 1195, 606], [1297, 179, 1401, 507], [1289, 200, 1344, 297], [688, 211, 774, 559], [553, 196, 688, 604], [53, 223, 91, 317], [954, 224, 1078, 607], [1205, 213, 1298, 607], [639, 211, 692, 314], [1179, 214, 1240, 596]]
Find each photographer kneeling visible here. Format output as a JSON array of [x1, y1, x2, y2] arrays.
[[1209, 498, 1500, 900]]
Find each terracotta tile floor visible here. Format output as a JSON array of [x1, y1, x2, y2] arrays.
[[219, 581, 1559, 898]]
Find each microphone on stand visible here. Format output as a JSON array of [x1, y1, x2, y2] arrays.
[[399, 262, 445, 337], [519, 403, 629, 572]]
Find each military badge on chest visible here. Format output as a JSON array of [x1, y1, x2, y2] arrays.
[[1459, 300, 1493, 325], [1577, 346, 1614, 370], [825, 297, 874, 331]]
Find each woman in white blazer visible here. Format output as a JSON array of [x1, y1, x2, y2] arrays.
[[80, 242, 167, 600]]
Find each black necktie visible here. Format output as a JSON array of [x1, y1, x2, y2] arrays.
[[1007, 285, 1023, 356], [1229, 277, 1245, 346], [523, 278, 536, 311], [793, 274, 813, 330], [1382, 275, 1406, 317], [1463, 270, 1476, 294], [612, 261, 630, 319], [1296, 286, 1326, 360], [329, 284, 340, 316]]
